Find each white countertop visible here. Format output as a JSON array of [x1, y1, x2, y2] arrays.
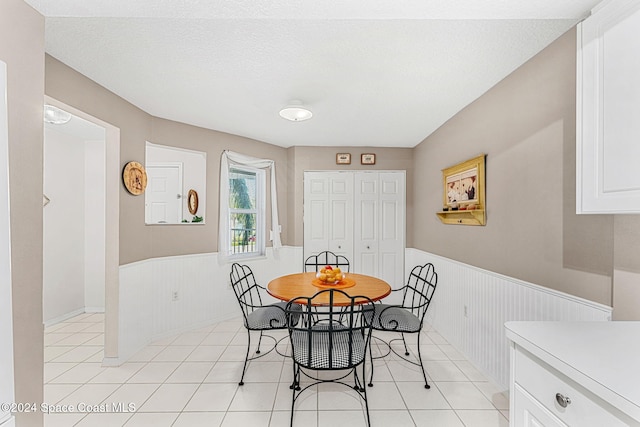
[[505, 321, 640, 422]]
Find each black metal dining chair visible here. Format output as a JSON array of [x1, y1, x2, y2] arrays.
[[304, 250, 350, 273], [229, 262, 301, 385], [367, 263, 437, 389], [285, 289, 375, 427]]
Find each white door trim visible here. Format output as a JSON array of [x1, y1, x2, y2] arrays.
[[0, 60, 15, 427], [44, 96, 120, 360]]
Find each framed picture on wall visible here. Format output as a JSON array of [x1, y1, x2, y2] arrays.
[[361, 153, 376, 165], [436, 154, 486, 225], [336, 153, 351, 165]]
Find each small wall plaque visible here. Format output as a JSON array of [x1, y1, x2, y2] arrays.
[[361, 153, 376, 165], [122, 161, 147, 195], [336, 153, 351, 165]]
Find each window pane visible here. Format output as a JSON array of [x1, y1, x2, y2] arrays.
[[229, 169, 257, 255], [230, 212, 256, 254], [229, 169, 256, 210]]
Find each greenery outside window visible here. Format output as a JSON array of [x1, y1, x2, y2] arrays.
[[228, 166, 265, 258]]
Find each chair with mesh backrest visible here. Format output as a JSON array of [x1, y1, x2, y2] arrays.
[[304, 250, 350, 273], [367, 263, 437, 389], [229, 263, 301, 385], [285, 289, 374, 427]]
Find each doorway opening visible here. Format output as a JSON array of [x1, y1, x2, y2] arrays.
[[42, 98, 120, 368]]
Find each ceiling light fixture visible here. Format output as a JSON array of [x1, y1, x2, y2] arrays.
[[279, 101, 313, 122], [44, 104, 72, 125]]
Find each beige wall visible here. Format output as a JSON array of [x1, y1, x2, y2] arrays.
[[413, 28, 616, 307], [45, 55, 153, 264], [149, 117, 289, 257], [612, 216, 640, 320], [1, 1, 45, 425], [45, 57, 289, 264], [44, 56, 414, 263]]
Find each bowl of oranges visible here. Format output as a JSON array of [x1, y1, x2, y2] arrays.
[[316, 265, 344, 285]]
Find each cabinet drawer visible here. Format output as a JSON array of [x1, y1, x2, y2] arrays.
[[513, 384, 567, 427], [515, 347, 631, 426]]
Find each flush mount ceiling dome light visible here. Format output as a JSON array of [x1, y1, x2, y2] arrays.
[[279, 101, 313, 122], [44, 104, 72, 125]]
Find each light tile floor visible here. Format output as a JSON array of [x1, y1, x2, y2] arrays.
[[44, 313, 509, 426]]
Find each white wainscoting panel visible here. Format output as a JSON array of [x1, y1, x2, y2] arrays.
[[117, 247, 303, 364], [406, 249, 612, 391], [117, 245, 612, 390], [118, 259, 154, 364]]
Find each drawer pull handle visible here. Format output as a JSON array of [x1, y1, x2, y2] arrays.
[[556, 393, 571, 408]]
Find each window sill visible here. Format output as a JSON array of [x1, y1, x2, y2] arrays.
[[228, 252, 267, 262]]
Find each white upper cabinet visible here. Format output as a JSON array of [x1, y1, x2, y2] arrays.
[[577, 0, 640, 213]]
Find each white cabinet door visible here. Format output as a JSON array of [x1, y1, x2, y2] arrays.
[[577, 0, 640, 213], [303, 172, 353, 264]]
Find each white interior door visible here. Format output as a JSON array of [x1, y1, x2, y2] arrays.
[[377, 172, 406, 287], [304, 170, 404, 286], [303, 172, 329, 259], [328, 174, 353, 258], [145, 164, 183, 224], [354, 171, 405, 287], [354, 172, 379, 275], [303, 171, 353, 266]]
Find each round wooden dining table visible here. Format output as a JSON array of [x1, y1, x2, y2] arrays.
[[267, 272, 391, 306]]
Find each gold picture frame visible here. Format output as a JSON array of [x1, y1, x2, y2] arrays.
[[336, 153, 351, 165], [187, 189, 199, 215], [437, 154, 486, 225]]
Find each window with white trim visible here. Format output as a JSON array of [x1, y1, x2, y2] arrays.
[[228, 165, 265, 258]]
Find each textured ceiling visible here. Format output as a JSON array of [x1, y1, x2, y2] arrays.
[[26, 0, 602, 148]]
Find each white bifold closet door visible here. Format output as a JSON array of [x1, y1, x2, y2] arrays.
[[303, 170, 405, 288], [353, 171, 405, 288], [303, 171, 354, 261]]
